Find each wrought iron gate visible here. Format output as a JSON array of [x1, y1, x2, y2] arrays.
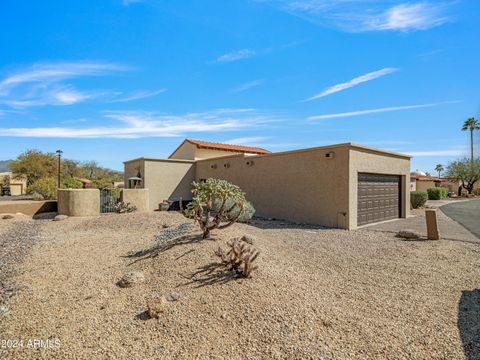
[[100, 188, 121, 213]]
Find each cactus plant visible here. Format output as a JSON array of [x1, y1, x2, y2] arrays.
[[214, 237, 259, 278], [182, 179, 254, 239]]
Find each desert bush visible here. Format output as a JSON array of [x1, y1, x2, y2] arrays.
[[93, 178, 112, 189], [31, 192, 44, 201], [473, 188, 480, 196], [183, 178, 254, 239], [410, 191, 428, 209], [28, 177, 57, 200], [214, 237, 259, 278], [427, 187, 448, 200], [61, 177, 83, 189], [114, 201, 137, 213]]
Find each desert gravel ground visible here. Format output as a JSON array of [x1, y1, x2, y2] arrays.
[[0, 212, 479, 359]]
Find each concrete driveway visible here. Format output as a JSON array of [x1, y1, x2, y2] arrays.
[[441, 200, 480, 239], [364, 201, 479, 243]]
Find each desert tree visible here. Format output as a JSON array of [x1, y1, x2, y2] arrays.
[[183, 178, 254, 239], [445, 158, 480, 194]]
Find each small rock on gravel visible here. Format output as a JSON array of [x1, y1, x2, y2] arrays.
[[165, 292, 181, 301], [117, 271, 145, 288], [53, 214, 69, 221], [241, 234, 256, 245], [396, 229, 422, 240], [2, 214, 14, 220], [147, 296, 169, 318], [0, 304, 10, 316]]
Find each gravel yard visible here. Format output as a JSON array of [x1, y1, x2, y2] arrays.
[[0, 212, 479, 359]]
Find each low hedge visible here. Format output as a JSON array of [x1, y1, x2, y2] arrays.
[[410, 191, 428, 209], [427, 187, 449, 200]]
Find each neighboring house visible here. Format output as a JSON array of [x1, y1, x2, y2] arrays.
[[409, 172, 478, 195], [0, 172, 27, 196], [124, 139, 411, 230], [410, 174, 442, 192], [74, 177, 95, 189], [113, 181, 124, 188], [169, 138, 271, 160]]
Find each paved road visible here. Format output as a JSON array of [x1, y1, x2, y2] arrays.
[[364, 209, 479, 243], [441, 200, 480, 239]]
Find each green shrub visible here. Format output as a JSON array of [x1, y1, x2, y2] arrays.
[[410, 191, 428, 208], [61, 177, 83, 189], [28, 177, 57, 200], [93, 178, 112, 189], [427, 187, 449, 200]]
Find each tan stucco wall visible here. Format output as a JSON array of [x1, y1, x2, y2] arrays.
[[143, 160, 195, 210], [416, 180, 437, 193], [58, 189, 100, 217], [122, 189, 149, 212], [195, 146, 351, 228], [170, 142, 197, 160], [0, 200, 57, 216], [124, 159, 145, 189], [348, 148, 410, 229], [195, 147, 245, 160], [169, 141, 252, 160]]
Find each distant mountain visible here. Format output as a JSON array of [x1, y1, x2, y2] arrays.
[[0, 160, 12, 172]]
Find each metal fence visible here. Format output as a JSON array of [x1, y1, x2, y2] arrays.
[[100, 188, 120, 213]]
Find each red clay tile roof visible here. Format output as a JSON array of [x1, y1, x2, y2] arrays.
[[410, 175, 442, 181], [169, 139, 271, 158]]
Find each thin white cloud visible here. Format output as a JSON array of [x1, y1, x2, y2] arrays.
[[303, 67, 398, 101], [307, 101, 461, 120], [260, 1, 453, 32], [112, 88, 167, 102], [362, 140, 413, 146], [232, 80, 264, 93], [408, 149, 466, 157], [0, 62, 127, 94], [367, 3, 451, 31], [0, 62, 129, 107], [215, 49, 256, 63], [0, 109, 274, 139], [224, 136, 271, 145]]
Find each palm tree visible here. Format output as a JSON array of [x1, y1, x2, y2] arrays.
[[435, 164, 444, 178], [462, 117, 480, 165]]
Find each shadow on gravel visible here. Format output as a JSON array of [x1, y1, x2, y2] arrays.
[[180, 262, 239, 288], [124, 234, 204, 265], [458, 289, 480, 360], [248, 217, 328, 231]]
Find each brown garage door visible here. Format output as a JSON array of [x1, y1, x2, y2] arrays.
[[357, 173, 401, 226]]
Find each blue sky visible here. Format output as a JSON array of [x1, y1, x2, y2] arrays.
[[0, 0, 479, 172]]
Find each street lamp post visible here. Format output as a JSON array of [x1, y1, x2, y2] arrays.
[[56, 150, 63, 188]]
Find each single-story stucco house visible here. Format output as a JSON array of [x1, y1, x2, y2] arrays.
[[0, 172, 27, 196], [124, 139, 411, 230], [409, 173, 442, 192], [409, 173, 478, 196]]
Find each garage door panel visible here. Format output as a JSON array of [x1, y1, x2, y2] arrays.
[[357, 173, 400, 226]]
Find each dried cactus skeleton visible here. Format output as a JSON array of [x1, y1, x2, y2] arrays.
[[214, 236, 259, 278]]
